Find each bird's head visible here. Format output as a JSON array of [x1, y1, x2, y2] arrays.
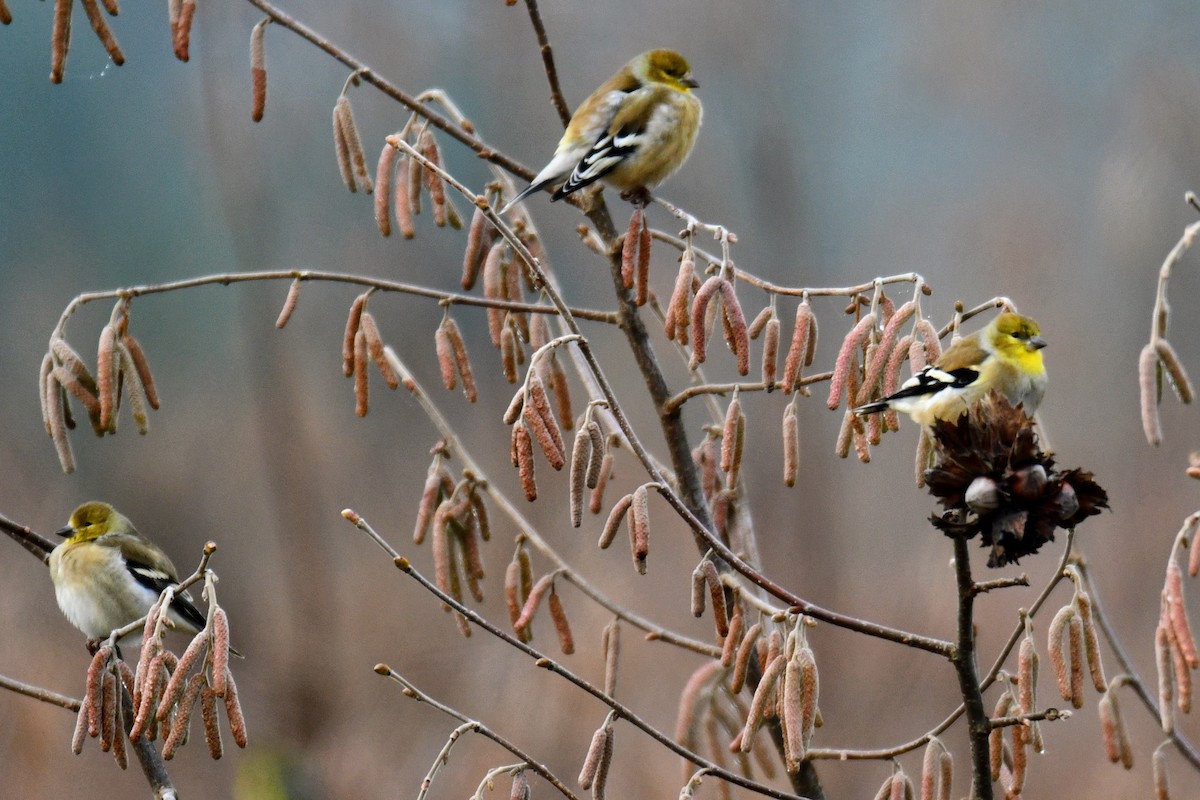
[[989, 313, 1048, 363], [634, 49, 698, 93], [56, 501, 131, 543]]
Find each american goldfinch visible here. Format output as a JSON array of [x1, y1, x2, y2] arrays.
[[502, 49, 701, 211], [855, 312, 1048, 426], [49, 501, 208, 643]]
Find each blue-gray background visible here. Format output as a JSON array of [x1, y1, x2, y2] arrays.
[[2, 2, 1199, 797]]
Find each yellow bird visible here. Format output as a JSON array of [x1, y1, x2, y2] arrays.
[[503, 49, 702, 211], [855, 312, 1048, 426], [49, 501, 210, 644]]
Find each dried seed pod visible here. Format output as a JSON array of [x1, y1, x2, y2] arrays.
[[549, 358, 573, 431], [435, 322, 457, 391], [157, 633, 206, 721], [569, 426, 591, 528], [704, 563, 729, 638], [469, 489, 490, 542], [636, 214, 652, 306], [629, 485, 650, 574], [590, 447, 614, 515], [514, 573, 554, 631], [462, 207, 488, 290], [783, 299, 815, 392], [512, 420, 536, 501], [342, 293, 368, 377], [275, 278, 301, 329], [96, 323, 119, 432], [584, 420, 606, 489], [332, 99, 356, 192], [359, 313, 399, 389], [1155, 339, 1195, 404], [689, 277, 723, 367], [720, 396, 741, 474], [1168, 621, 1193, 713], [374, 141, 395, 236], [599, 494, 633, 550], [418, 129, 446, 226], [1141, 342, 1164, 446], [1166, 560, 1198, 668], [989, 691, 1012, 782], [407, 139, 423, 215], [1098, 690, 1133, 769], [621, 209, 641, 290], [1153, 745, 1171, 800], [858, 301, 916, 406], [762, 317, 780, 389], [52, 365, 101, 420], [80, 0, 124, 66], [526, 376, 565, 468], [1158, 620, 1175, 734], [665, 254, 695, 343], [1074, 591, 1107, 692], [114, 339, 150, 434], [504, 559, 528, 639], [716, 281, 750, 375], [731, 621, 762, 695], [691, 560, 711, 617], [740, 653, 786, 752], [547, 589, 574, 655], [51, 0, 73, 84], [250, 18, 268, 122], [446, 317, 477, 402], [353, 327, 369, 416], [162, 673, 204, 759], [413, 467, 447, 545], [201, 686, 223, 759], [1047, 604, 1074, 703], [173, 0, 195, 61], [222, 669, 248, 748], [392, 152, 416, 239], [511, 770, 531, 800], [342, 96, 373, 193], [211, 608, 231, 697], [1068, 612, 1085, 708], [783, 402, 799, 487], [721, 603, 744, 667], [826, 313, 875, 410], [578, 724, 609, 790]]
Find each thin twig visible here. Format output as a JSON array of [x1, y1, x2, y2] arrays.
[[347, 512, 809, 800], [521, 0, 571, 128]]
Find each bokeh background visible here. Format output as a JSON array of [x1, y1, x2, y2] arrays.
[[2, 2, 1200, 797]]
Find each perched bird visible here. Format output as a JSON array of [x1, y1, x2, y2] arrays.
[[49, 501, 209, 645], [855, 312, 1048, 426], [502, 49, 702, 211]]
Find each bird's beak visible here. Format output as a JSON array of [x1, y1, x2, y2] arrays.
[[54, 524, 75, 538], [682, 73, 699, 89], [1029, 336, 1047, 351]]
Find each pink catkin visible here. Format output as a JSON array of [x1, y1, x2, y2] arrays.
[[858, 300, 916, 406], [717, 280, 750, 375], [250, 20, 268, 122], [689, 277, 724, 367], [826, 313, 875, 410]]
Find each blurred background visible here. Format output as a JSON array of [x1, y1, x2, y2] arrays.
[[2, 2, 1200, 797]]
